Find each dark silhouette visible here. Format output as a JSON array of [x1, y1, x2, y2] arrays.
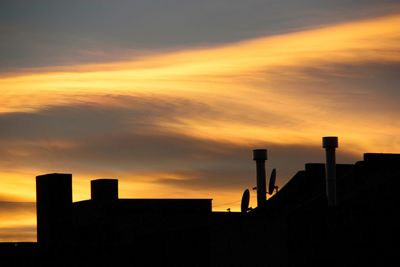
[[253, 149, 268, 207], [1, 137, 400, 267]]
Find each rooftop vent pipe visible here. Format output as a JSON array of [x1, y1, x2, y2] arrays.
[[253, 149, 267, 207], [322, 136, 338, 207]]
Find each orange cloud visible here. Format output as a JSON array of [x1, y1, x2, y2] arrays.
[[1, 14, 399, 105]]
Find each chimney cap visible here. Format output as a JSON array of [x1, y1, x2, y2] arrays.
[[322, 136, 338, 149], [253, 149, 267, 160]]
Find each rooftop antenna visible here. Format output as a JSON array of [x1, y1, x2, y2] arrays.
[[268, 168, 278, 199], [241, 189, 250, 213]]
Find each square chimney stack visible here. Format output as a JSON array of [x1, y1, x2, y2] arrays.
[[91, 179, 118, 202]]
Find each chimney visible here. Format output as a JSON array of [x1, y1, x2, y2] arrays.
[[36, 173, 72, 246], [322, 136, 338, 207], [253, 149, 267, 207], [91, 179, 118, 202]]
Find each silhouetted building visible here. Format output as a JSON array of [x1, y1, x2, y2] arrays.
[[1, 146, 400, 267], [35, 175, 211, 266]]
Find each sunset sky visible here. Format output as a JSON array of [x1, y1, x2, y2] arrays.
[[1, 0, 399, 241]]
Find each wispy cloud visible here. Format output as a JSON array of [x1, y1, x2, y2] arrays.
[[1, 15, 399, 148]]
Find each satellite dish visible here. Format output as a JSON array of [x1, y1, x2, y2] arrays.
[[268, 168, 277, 195], [241, 189, 250, 213]]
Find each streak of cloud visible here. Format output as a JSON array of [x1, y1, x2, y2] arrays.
[[1, 1, 399, 71]]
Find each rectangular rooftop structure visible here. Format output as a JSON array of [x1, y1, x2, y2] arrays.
[[364, 153, 400, 162], [91, 179, 118, 202], [36, 173, 72, 245]]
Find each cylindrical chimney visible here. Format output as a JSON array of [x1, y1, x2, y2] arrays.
[[253, 149, 267, 207], [322, 136, 338, 207]]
